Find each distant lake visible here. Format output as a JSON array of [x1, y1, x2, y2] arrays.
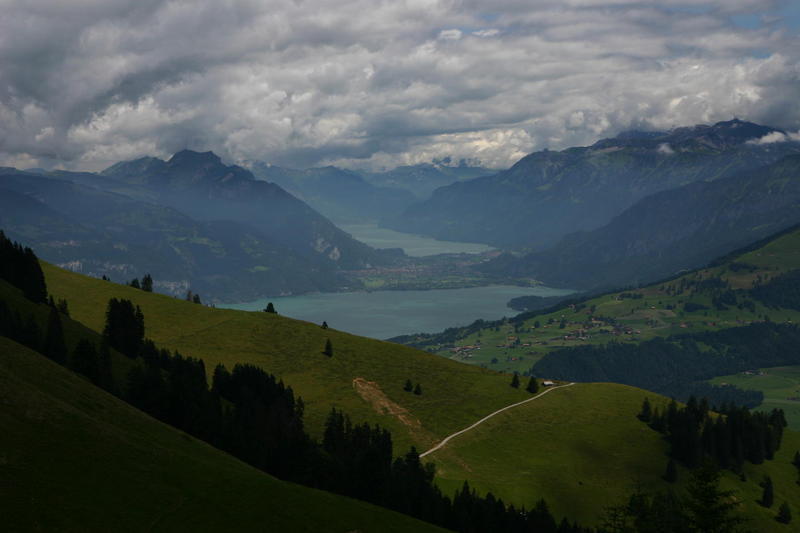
[[339, 223, 493, 256], [222, 285, 575, 340]]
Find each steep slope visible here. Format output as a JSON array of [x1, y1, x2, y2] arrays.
[[426, 382, 800, 531], [0, 171, 342, 301], [42, 261, 537, 452], [249, 163, 416, 223], [0, 337, 446, 533], [387, 120, 800, 249], [483, 154, 800, 290], [101, 150, 388, 269], [30, 257, 800, 530]]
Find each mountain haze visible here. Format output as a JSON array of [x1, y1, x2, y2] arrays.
[[483, 153, 800, 290], [388, 120, 800, 249]]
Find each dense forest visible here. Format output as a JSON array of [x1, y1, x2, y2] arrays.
[[638, 396, 787, 470], [532, 322, 800, 407]]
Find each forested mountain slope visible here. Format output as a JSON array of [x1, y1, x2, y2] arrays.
[[482, 154, 800, 290], [0, 171, 343, 301], [388, 120, 800, 249], [0, 337, 447, 533]]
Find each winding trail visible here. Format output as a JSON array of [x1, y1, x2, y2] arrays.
[[419, 382, 576, 458]]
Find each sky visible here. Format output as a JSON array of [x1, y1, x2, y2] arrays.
[[0, 0, 799, 171]]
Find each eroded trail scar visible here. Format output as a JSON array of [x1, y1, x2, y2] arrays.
[[352, 377, 422, 429], [419, 382, 576, 458]]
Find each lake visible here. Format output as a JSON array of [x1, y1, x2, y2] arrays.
[[339, 223, 493, 256], [222, 285, 574, 340]]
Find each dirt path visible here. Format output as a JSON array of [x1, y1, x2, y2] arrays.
[[419, 382, 576, 458]]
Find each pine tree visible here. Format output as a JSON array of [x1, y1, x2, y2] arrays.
[[129, 278, 141, 289], [510, 373, 520, 388], [141, 274, 153, 292], [323, 339, 333, 357], [71, 339, 100, 384], [526, 376, 539, 394], [192, 293, 202, 305], [404, 379, 413, 392], [777, 501, 792, 524], [638, 397, 652, 422], [43, 305, 67, 365], [761, 475, 774, 508], [321, 321, 328, 329], [685, 461, 746, 533], [413, 383, 422, 395], [264, 302, 276, 313], [664, 458, 677, 483]]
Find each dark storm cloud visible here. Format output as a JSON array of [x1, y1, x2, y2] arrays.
[[0, 0, 798, 170]]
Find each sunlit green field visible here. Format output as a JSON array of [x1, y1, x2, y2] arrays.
[[426, 382, 800, 530], [425, 228, 800, 375], [711, 366, 800, 429], [42, 262, 534, 452]]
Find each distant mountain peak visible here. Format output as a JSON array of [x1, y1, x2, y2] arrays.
[[167, 150, 223, 168]]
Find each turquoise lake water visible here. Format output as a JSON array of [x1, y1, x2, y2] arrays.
[[222, 285, 574, 340]]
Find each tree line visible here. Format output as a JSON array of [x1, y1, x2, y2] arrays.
[[638, 396, 786, 471], [533, 322, 800, 407], [0, 232, 589, 533]]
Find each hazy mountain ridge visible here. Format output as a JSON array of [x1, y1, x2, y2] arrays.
[[386, 120, 800, 249], [364, 161, 499, 200], [482, 153, 800, 290], [0, 170, 343, 300], [248, 162, 417, 223], [100, 150, 390, 270]]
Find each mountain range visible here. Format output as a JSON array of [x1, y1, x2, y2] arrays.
[[482, 153, 800, 290], [386, 120, 800, 250], [0, 151, 406, 301]]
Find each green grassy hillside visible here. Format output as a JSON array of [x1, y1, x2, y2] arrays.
[[0, 336, 446, 532], [404, 227, 800, 377], [36, 259, 800, 529], [425, 382, 800, 530], [711, 366, 800, 429], [42, 262, 534, 451]]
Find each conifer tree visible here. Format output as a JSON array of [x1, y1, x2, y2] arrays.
[[321, 320, 328, 329], [638, 397, 652, 422], [71, 339, 100, 384], [404, 379, 413, 392], [129, 278, 141, 289], [684, 461, 746, 533], [664, 458, 677, 483], [141, 274, 153, 292], [43, 305, 67, 364], [324, 339, 333, 357], [761, 475, 774, 508], [97, 341, 114, 393], [192, 293, 202, 305], [526, 376, 539, 394], [510, 373, 520, 388], [777, 501, 792, 524], [264, 302, 276, 313], [413, 383, 422, 395]]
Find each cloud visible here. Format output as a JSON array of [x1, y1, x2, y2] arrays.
[[438, 29, 463, 40], [657, 143, 675, 154], [747, 131, 789, 144], [0, 0, 798, 171]]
